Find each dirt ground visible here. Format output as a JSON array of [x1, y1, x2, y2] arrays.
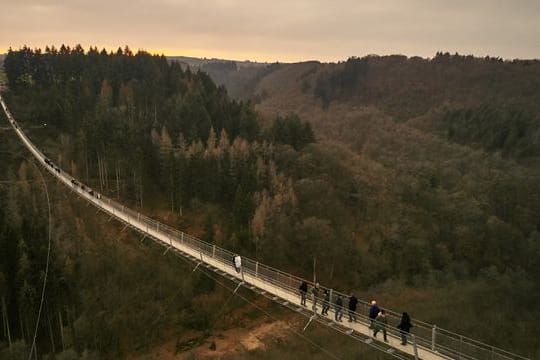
[[132, 320, 291, 359]]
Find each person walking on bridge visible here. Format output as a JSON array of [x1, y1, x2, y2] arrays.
[[397, 312, 413, 345], [299, 281, 308, 306], [373, 309, 388, 342], [322, 289, 330, 315], [348, 294, 358, 322], [312, 283, 320, 312], [233, 255, 242, 273], [369, 300, 380, 329], [335, 294, 343, 322]]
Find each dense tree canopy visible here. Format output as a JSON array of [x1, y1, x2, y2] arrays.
[[2, 47, 540, 358]]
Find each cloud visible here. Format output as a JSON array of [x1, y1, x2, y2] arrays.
[[1, 0, 538, 61]]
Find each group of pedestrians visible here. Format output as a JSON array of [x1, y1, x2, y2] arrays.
[[229, 260, 413, 346], [299, 281, 359, 322], [298, 282, 413, 345]]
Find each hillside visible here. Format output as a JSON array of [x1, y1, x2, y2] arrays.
[[237, 55, 540, 156], [208, 54, 540, 356], [1, 48, 540, 359], [167, 56, 270, 99]]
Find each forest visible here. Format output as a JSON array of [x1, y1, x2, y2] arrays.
[[1, 47, 540, 358]]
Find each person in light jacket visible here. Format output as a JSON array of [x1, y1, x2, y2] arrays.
[[373, 310, 388, 342], [312, 283, 320, 312], [233, 255, 242, 273]]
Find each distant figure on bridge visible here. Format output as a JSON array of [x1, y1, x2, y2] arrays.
[[322, 289, 330, 315], [348, 294, 358, 322], [312, 283, 320, 312], [233, 254, 242, 273], [373, 310, 388, 342], [369, 300, 380, 328], [335, 294, 343, 321], [397, 312, 413, 345], [299, 281, 308, 306]]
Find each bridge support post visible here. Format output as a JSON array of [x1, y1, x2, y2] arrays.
[[459, 335, 463, 360], [412, 335, 419, 360], [233, 281, 244, 294], [329, 289, 333, 316], [431, 324, 437, 351], [302, 314, 316, 332], [212, 245, 216, 258], [181, 232, 184, 243], [255, 262, 259, 278]]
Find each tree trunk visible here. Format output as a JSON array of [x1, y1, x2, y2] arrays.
[[98, 156, 104, 191], [139, 173, 143, 207], [2, 298, 6, 340], [104, 159, 109, 190], [68, 307, 78, 352], [313, 256, 317, 284], [48, 311, 56, 354], [18, 308, 25, 342], [2, 302, 5, 341], [170, 180, 174, 213], [2, 297, 11, 347], [116, 162, 120, 200], [58, 309, 65, 351], [85, 151, 90, 183]]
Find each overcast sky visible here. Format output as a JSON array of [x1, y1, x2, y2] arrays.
[[1, 0, 539, 62]]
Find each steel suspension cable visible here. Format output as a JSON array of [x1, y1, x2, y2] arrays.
[[27, 160, 52, 360]]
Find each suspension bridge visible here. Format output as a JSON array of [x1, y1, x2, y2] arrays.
[[0, 93, 530, 360]]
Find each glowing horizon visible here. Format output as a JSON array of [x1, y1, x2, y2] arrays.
[[1, 1, 539, 63]]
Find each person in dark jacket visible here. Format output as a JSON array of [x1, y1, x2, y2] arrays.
[[299, 281, 308, 306], [397, 312, 413, 345], [322, 289, 330, 316], [369, 300, 380, 329], [348, 294, 358, 322], [335, 295, 343, 322]]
